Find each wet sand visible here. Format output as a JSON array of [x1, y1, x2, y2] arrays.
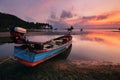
[[0, 59, 120, 80]]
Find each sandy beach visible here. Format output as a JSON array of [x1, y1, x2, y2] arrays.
[[0, 59, 120, 80]]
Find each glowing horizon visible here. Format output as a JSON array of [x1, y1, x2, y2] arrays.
[[0, 0, 120, 28]]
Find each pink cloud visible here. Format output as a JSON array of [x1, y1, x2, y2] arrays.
[[87, 10, 120, 25], [64, 10, 120, 28]]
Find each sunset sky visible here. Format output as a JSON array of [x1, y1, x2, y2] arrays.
[[0, 0, 120, 28]]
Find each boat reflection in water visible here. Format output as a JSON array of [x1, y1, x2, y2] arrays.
[[53, 44, 72, 60]]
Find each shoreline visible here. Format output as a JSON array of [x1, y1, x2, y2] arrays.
[[0, 31, 90, 37], [0, 31, 89, 44], [0, 30, 119, 37]]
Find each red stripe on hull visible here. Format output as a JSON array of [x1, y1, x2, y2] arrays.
[[18, 58, 44, 67], [16, 48, 67, 67]]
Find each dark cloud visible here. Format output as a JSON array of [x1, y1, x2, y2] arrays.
[[48, 10, 73, 28], [60, 10, 73, 19], [82, 15, 107, 20], [82, 16, 96, 20], [96, 15, 107, 20]]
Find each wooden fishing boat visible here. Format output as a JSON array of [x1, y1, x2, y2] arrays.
[[9, 27, 72, 67], [14, 35, 72, 67]]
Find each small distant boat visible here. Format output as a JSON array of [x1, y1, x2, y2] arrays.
[[9, 27, 72, 67], [118, 28, 120, 31]]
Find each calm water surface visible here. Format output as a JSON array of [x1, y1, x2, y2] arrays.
[[0, 31, 120, 62]]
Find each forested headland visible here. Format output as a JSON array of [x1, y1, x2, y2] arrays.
[[0, 12, 53, 31]]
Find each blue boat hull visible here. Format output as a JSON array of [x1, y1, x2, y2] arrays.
[[14, 42, 71, 66]]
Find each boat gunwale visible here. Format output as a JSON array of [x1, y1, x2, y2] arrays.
[[14, 35, 72, 54], [15, 40, 72, 54]]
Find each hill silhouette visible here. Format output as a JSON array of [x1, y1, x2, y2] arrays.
[[0, 12, 52, 31]]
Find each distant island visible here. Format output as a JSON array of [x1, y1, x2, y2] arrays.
[[0, 12, 53, 31]]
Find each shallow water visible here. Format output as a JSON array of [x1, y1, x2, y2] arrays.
[[0, 31, 120, 62], [0, 43, 14, 57], [69, 31, 120, 62]]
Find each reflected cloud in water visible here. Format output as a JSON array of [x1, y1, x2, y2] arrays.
[[74, 31, 120, 47], [69, 31, 120, 62]]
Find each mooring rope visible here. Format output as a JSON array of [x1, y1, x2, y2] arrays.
[[0, 56, 14, 65]]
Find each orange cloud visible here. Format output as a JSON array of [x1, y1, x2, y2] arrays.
[[87, 11, 120, 25], [64, 10, 120, 26]]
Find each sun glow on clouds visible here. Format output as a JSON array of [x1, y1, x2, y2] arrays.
[[87, 11, 120, 25], [64, 11, 120, 27], [0, 0, 120, 28]]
